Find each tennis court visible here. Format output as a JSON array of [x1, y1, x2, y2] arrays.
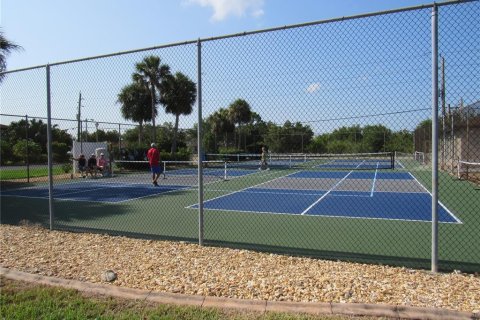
[[1, 156, 459, 223], [0, 162, 259, 203], [1, 153, 478, 271], [191, 169, 460, 223], [0, 181, 189, 203]]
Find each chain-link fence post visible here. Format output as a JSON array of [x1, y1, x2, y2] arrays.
[[197, 39, 204, 246], [431, 4, 439, 273], [46, 64, 54, 231], [25, 114, 30, 183]]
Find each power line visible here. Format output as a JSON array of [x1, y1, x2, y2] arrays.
[[300, 108, 430, 124]]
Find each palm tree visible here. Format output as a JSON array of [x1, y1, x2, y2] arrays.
[[159, 72, 197, 156], [132, 55, 170, 143], [117, 83, 153, 143], [209, 108, 235, 149], [0, 29, 23, 83], [228, 99, 252, 151]]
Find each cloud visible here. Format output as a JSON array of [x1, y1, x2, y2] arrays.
[[187, 0, 265, 21], [306, 82, 321, 93]]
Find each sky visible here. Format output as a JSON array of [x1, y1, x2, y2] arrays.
[[1, 0, 477, 139], [1, 0, 440, 70]]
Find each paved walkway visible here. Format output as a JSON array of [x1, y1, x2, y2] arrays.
[[1, 267, 477, 320]]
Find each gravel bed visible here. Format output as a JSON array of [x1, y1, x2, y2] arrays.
[[1, 224, 478, 313]]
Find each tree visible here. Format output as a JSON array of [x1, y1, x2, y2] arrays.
[[5, 118, 72, 154], [52, 142, 70, 162], [0, 139, 12, 165], [0, 29, 22, 83], [132, 55, 171, 143], [307, 134, 329, 153], [263, 121, 314, 153], [243, 112, 266, 152], [208, 108, 235, 149], [362, 125, 391, 153], [118, 82, 153, 143], [228, 99, 252, 150], [160, 72, 197, 156], [326, 140, 356, 154], [156, 122, 187, 153], [386, 130, 413, 153], [12, 140, 42, 163], [413, 119, 432, 153], [330, 125, 362, 143], [122, 122, 188, 154]]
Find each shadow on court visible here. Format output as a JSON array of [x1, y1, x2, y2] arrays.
[[0, 188, 193, 225]]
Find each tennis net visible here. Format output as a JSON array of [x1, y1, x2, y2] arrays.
[[111, 160, 228, 185], [414, 151, 426, 165], [206, 152, 395, 170], [457, 160, 480, 181]]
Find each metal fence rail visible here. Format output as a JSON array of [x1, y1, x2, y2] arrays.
[[1, 0, 479, 272]]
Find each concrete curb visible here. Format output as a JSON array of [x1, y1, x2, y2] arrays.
[[1, 267, 477, 319]]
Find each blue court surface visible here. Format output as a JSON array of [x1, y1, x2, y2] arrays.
[[0, 182, 189, 203], [166, 167, 258, 177], [314, 159, 393, 170], [191, 170, 460, 223], [1, 167, 258, 203]]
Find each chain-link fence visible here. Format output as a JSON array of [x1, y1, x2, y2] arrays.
[[1, 1, 479, 272]]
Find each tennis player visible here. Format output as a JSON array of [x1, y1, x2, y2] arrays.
[[147, 143, 162, 186], [260, 146, 269, 170]]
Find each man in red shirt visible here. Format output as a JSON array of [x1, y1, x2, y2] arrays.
[[146, 143, 162, 186]]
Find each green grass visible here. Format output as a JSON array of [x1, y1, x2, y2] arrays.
[[0, 166, 65, 180], [0, 277, 384, 320]]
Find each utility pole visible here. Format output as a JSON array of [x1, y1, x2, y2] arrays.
[[84, 119, 95, 143], [95, 122, 99, 142], [77, 92, 83, 141], [85, 118, 88, 142]]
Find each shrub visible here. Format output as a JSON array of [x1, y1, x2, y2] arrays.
[[52, 142, 71, 163], [61, 163, 72, 173]]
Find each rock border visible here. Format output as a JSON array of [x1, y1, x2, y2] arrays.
[[1, 267, 477, 320]]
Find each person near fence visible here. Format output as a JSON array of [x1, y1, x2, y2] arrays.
[[72, 154, 87, 178], [147, 143, 162, 187], [97, 153, 110, 177], [86, 154, 99, 178], [259, 146, 269, 170]]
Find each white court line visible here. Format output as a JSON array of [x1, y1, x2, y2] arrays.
[[1, 166, 264, 204], [0, 193, 122, 204], [230, 188, 324, 197], [203, 185, 329, 196], [194, 206, 460, 224], [300, 171, 353, 215], [2, 183, 126, 198], [186, 170, 301, 208], [301, 160, 366, 215], [52, 184, 131, 197], [370, 162, 380, 197], [396, 160, 406, 169], [329, 193, 371, 198], [1, 181, 192, 204], [407, 172, 462, 224], [114, 185, 193, 203], [115, 174, 240, 203]]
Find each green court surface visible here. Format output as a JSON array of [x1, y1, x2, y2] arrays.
[[1, 160, 479, 273]]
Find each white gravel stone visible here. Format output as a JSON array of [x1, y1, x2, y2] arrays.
[[0, 224, 478, 312]]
